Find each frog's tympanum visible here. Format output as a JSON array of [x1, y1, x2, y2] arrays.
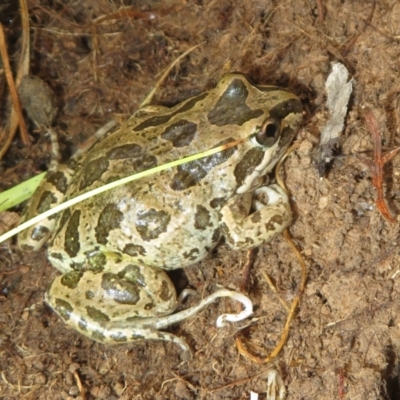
[[19, 74, 302, 356]]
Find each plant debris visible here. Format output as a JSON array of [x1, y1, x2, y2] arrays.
[[363, 108, 400, 223], [314, 62, 353, 176]]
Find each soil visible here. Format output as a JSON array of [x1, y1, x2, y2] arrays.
[[1, 1, 400, 399]]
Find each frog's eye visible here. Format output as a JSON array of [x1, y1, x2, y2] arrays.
[[254, 118, 281, 147]]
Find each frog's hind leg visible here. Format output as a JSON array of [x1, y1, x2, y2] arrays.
[[46, 267, 252, 358], [46, 269, 191, 358]]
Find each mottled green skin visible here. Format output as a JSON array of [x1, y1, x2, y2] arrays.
[[19, 74, 302, 352]]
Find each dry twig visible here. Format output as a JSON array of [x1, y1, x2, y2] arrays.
[[0, 0, 32, 160], [363, 108, 400, 223], [0, 24, 29, 154]]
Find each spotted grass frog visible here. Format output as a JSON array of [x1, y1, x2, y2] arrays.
[[19, 74, 302, 357]]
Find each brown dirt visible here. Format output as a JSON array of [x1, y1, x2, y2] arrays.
[[1, 1, 400, 399]]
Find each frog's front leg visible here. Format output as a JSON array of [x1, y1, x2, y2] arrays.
[[220, 184, 292, 250], [46, 265, 253, 359]]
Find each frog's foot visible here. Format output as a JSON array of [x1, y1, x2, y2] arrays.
[[220, 184, 292, 251], [151, 288, 253, 330]]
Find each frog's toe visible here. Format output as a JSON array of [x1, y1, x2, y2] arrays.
[[252, 184, 289, 210]]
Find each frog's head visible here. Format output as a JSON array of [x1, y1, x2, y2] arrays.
[[209, 73, 303, 194]]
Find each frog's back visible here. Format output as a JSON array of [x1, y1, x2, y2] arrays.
[[26, 73, 303, 273]]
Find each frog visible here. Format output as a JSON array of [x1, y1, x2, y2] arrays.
[[18, 73, 302, 357]]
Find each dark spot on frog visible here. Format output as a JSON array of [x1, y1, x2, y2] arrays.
[[230, 237, 255, 249], [135, 208, 171, 241], [86, 249, 107, 271], [19, 242, 35, 251], [101, 272, 141, 305], [70, 261, 85, 270], [64, 210, 81, 257], [110, 332, 128, 342], [144, 301, 155, 310], [174, 91, 209, 114], [85, 290, 95, 300], [265, 214, 284, 232], [46, 170, 69, 194], [220, 222, 234, 246], [60, 271, 84, 289], [123, 243, 147, 257], [278, 125, 297, 151], [91, 330, 106, 342], [170, 141, 235, 191], [133, 92, 208, 131], [182, 248, 200, 261], [125, 312, 140, 321], [79, 156, 109, 190], [211, 227, 221, 244], [30, 225, 50, 243], [95, 204, 123, 245], [207, 79, 264, 126], [194, 205, 212, 230], [161, 119, 197, 147], [36, 190, 57, 214], [251, 212, 262, 224], [243, 237, 255, 247], [48, 251, 64, 261], [131, 332, 145, 340], [159, 279, 173, 301], [78, 317, 88, 331], [132, 154, 158, 172], [107, 143, 142, 159], [54, 208, 71, 237], [86, 306, 110, 322], [53, 298, 73, 321], [118, 265, 146, 287], [134, 114, 172, 131], [210, 197, 226, 209], [269, 97, 303, 121], [234, 147, 264, 187]]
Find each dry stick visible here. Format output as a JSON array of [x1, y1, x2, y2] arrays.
[[0, 24, 30, 160], [92, 5, 163, 25], [209, 368, 275, 393], [316, 0, 325, 22], [235, 143, 307, 364], [73, 371, 86, 400], [338, 367, 345, 400], [364, 108, 400, 223], [240, 248, 258, 294], [0, 0, 31, 159], [18, 0, 31, 80]]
